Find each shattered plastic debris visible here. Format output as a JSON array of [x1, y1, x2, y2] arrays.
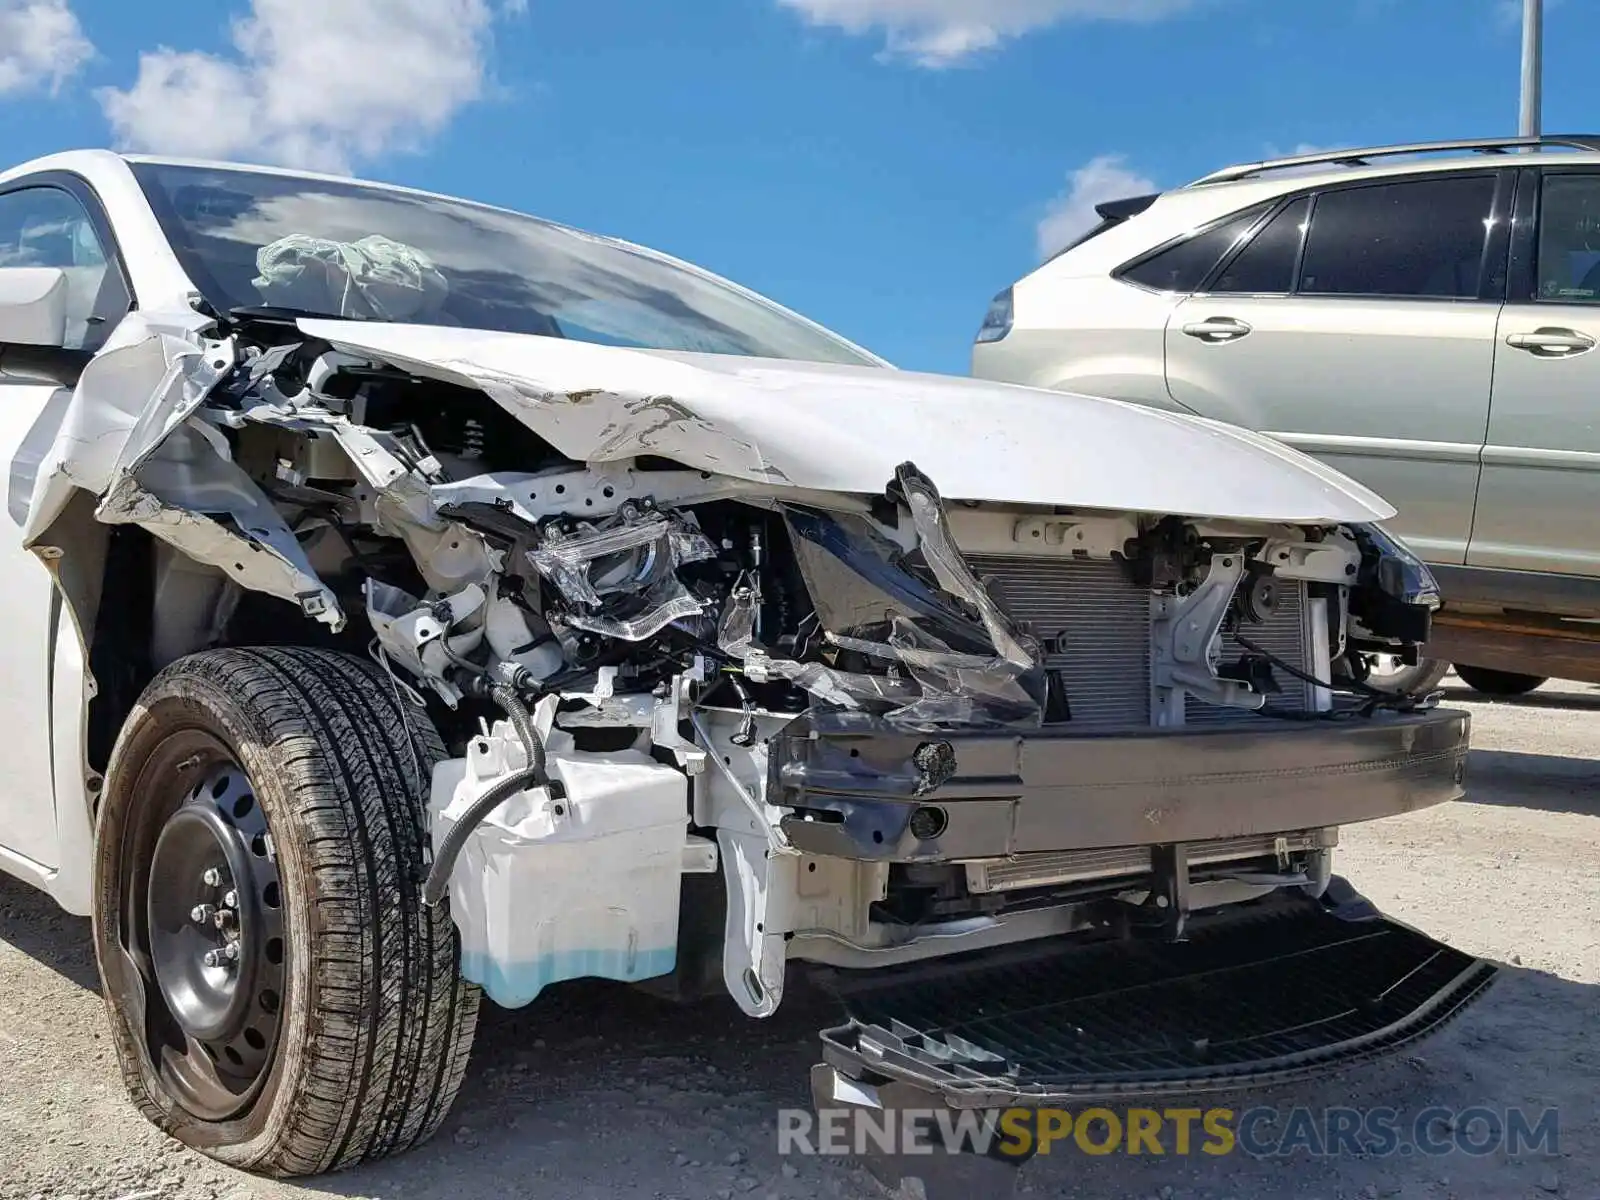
[[715, 582, 919, 711], [736, 464, 1043, 727], [891, 463, 1037, 672], [529, 507, 718, 641], [863, 464, 1045, 726]]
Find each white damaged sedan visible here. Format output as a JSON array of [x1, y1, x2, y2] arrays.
[[0, 152, 1492, 1185]]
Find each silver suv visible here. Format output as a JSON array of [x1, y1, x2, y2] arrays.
[[974, 135, 1600, 696]]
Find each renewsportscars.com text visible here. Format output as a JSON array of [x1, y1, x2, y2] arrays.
[[779, 1106, 1560, 1159]]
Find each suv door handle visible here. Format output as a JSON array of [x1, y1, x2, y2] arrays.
[[1505, 327, 1597, 356], [1182, 317, 1252, 343]]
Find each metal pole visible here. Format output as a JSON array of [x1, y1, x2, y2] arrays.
[[1520, 0, 1543, 138]]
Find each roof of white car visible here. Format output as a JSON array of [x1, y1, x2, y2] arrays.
[[0, 148, 445, 202]]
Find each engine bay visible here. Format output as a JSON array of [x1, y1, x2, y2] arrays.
[[31, 308, 1453, 1018]]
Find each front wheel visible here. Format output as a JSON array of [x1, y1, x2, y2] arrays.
[[93, 647, 478, 1176], [1454, 664, 1548, 697], [1358, 654, 1450, 696]]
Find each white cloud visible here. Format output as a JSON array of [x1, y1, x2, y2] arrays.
[[777, 0, 1196, 67], [98, 0, 521, 173], [0, 0, 93, 97], [1036, 153, 1156, 260]]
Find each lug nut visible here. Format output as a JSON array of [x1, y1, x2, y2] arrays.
[[190, 904, 216, 924], [202, 867, 223, 887], [213, 910, 236, 930], [202, 949, 223, 967], [222, 889, 239, 909]]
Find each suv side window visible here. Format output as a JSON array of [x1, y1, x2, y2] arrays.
[[0, 185, 128, 350], [1533, 174, 1600, 302], [1297, 176, 1496, 299], [1121, 204, 1270, 293], [1212, 196, 1310, 294]]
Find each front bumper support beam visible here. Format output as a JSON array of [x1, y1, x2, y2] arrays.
[[772, 708, 1471, 861]]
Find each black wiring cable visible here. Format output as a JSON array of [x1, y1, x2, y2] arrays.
[[423, 766, 543, 906], [424, 680, 550, 907], [1231, 630, 1432, 715]]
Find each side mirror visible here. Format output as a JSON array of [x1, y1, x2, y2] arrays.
[[0, 267, 69, 349]]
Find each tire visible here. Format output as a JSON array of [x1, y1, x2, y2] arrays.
[[1454, 664, 1548, 697], [1359, 655, 1450, 696], [93, 646, 479, 1176]]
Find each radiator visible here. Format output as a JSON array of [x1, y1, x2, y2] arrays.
[[968, 555, 1315, 730]]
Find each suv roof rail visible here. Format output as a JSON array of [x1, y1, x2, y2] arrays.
[[1189, 134, 1600, 186]]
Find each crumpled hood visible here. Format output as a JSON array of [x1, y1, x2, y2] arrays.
[[300, 319, 1396, 524]]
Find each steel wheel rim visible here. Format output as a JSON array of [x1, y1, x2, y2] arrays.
[[128, 744, 287, 1121], [1361, 652, 1414, 686]]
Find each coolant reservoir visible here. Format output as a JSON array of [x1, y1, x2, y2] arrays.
[[430, 721, 688, 1007]]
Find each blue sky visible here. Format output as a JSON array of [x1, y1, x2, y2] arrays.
[[0, 0, 1590, 373]]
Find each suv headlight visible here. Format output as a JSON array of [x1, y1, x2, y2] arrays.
[[975, 286, 1014, 344], [1346, 523, 1441, 647]]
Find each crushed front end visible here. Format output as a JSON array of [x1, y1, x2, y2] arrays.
[[35, 313, 1493, 1189]]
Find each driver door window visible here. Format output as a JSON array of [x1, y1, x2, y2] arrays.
[[1534, 175, 1600, 302], [0, 186, 126, 350]]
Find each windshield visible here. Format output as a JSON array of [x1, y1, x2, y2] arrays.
[[130, 162, 880, 366]]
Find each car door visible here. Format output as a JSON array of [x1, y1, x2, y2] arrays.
[[0, 179, 131, 873], [1163, 171, 1511, 565], [1471, 168, 1600, 575]]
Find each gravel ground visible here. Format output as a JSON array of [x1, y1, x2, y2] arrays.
[[1, 678, 1595, 1200]]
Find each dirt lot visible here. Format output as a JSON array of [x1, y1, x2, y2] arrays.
[[1, 679, 1595, 1200]]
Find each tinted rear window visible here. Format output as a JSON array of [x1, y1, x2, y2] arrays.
[[1212, 197, 1310, 294], [1121, 204, 1270, 293]]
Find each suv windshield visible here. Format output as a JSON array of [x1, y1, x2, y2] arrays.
[[130, 161, 879, 366]]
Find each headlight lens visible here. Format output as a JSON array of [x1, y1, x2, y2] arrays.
[[975, 286, 1014, 344], [1356, 524, 1441, 610]]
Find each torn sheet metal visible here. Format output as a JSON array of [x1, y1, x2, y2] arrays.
[[95, 424, 343, 628], [529, 505, 717, 641], [296, 317, 1397, 524], [15, 308, 346, 627], [21, 310, 233, 547]]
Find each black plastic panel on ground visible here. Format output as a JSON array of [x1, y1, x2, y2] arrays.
[[817, 899, 1498, 1104]]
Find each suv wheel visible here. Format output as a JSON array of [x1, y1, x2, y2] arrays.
[[1454, 665, 1548, 697], [1359, 654, 1450, 696], [93, 647, 478, 1176]]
